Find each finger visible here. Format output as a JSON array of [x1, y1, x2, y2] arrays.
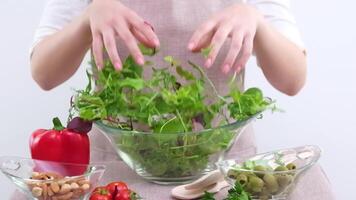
[[102, 30, 122, 70], [92, 32, 104, 70], [222, 31, 244, 74], [188, 21, 216, 51], [115, 26, 144, 65], [128, 13, 160, 47], [234, 33, 254, 73], [205, 24, 232, 68], [191, 31, 214, 53], [132, 27, 156, 48]]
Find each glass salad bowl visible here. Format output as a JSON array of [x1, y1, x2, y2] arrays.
[[217, 145, 321, 200], [95, 113, 262, 185], [0, 156, 106, 200]]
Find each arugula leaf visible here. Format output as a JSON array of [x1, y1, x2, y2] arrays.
[[139, 43, 157, 56], [227, 87, 272, 121], [201, 46, 213, 58], [225, 182, 252, 200], [164, 56, 181, 67], [118, 78, 145, 90], [201, 192, 215, 200], [201, 182, 251, 200], [176, 66, 195, 81]]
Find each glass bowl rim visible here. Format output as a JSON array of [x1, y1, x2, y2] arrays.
[[95, 111, 264, 135], [0, 156, 106, 183], [217, 145, 321, 175]]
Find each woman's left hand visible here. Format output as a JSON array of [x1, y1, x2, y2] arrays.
[[188, 4, 262, 74]]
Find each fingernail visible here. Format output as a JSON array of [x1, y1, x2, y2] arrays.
[[222, 64, 230, 74], [137, 57, 144, 65], [114, 62, 122, 70], [144, 21, 155, 31], [205, 58, 212, 68], [96, 63, 102, 70], [154, 38, 160, 46], [236, 66, 241, 73], [188, 42, 195, 50]]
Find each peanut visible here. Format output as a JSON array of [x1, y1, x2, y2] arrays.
[[57, 179, 67, 186], [27, 171, 91, 200], [70, 182, 79, 190], [54, 192, 73, 200], [78, 179, 90, 185], [32, 187, 43, 197], [42, 184, 48, 198], [72, 189, 84, 198], [59, 184, 71, 194], [47, 186, 54, 197], [50, 182, 60, 193], [81, 183, 90, 191]]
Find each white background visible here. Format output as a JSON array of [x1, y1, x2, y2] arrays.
[[0, 0, 355, 199]]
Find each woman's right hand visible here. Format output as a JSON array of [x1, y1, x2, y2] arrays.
[[86, 0, 160, 70]]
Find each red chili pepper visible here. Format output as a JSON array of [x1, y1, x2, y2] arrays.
[[29, 117, 91, 176]]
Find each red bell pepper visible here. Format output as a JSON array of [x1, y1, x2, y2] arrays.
[[30, 117, 91, 176]]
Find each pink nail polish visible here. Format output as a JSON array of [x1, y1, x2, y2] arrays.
[[223, 64, 230, 74], [188, 42, 195, 50], [137, 57, 144, 65], [236, 66, 241, 73], [115, 62, 122, 70], [205, 58, 212, 68], [154, 38, 160, 46]]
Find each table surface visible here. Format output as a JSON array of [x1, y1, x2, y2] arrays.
[[8, 146, 335, 200]]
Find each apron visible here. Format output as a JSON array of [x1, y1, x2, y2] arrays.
[[90, 0, 257, 163], [86, 0, 335, 199]]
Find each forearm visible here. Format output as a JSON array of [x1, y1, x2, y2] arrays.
[[254, 19, 307, 96], [30, 12, 92, 90]]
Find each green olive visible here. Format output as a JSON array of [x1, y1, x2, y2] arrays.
[[260, 195, 270, 200], [274, 166, 288, 172], [263, 174, 279, 193], [236, 174, 248, 185], [276, 174, 293, 188], [286, 163, 297, 170], [259, 190, 270, 200], [227, 169, 239, 179], [260, 186, 270, 196], [254, 165, 267, 178], [247, 176, 264, 193], [254, 165, 267, 171]]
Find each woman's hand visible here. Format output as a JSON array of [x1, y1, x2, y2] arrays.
[[188, 4, 262, 74], [88, 0, 160, 70]]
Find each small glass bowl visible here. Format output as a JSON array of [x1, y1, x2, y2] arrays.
[[0, 156, 106, 200], [217, 145, 321, 200], [95, 113, 262, 185]]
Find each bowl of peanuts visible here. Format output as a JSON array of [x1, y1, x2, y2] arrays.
[[0, 156, 106, 200]]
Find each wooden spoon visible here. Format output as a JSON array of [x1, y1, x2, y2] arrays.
[[171, 170, 230, 200], [184, 170, 224, 190]]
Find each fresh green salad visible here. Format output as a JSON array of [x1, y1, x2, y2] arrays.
[[73, 45, 273, 131], [72, 45, 275, 178]]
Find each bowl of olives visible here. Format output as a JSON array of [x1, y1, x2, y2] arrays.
[[217, 145, 321, 200]]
